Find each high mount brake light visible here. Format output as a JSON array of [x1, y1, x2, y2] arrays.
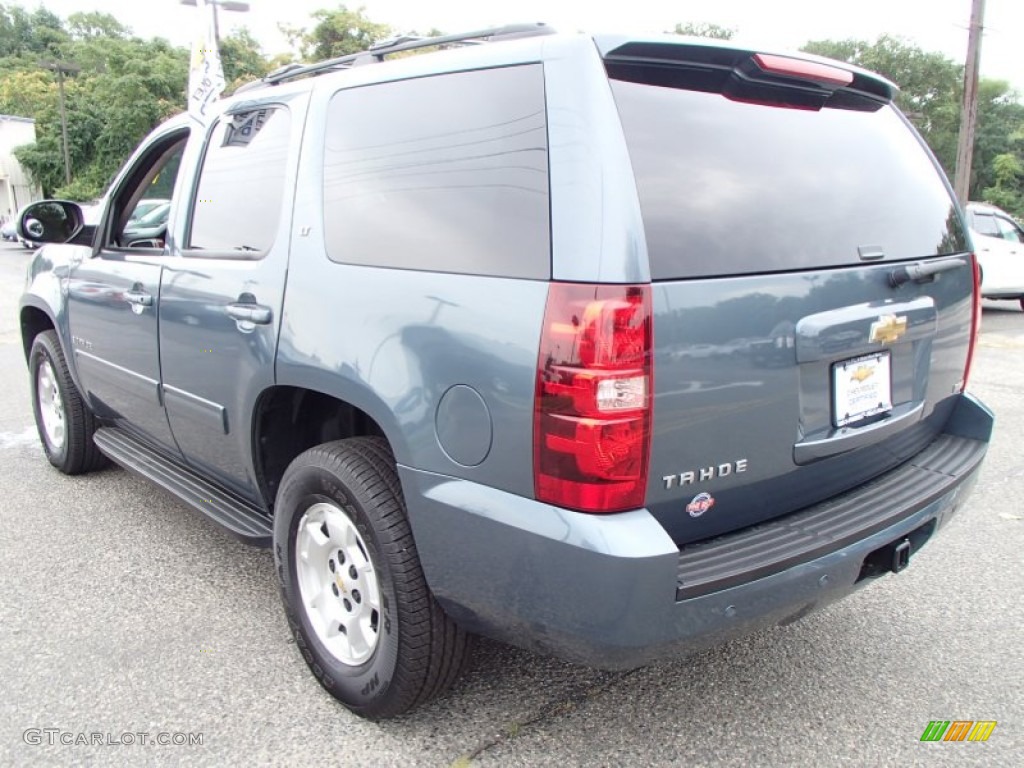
[[533, 283, 653, 513], [753, 53, 854, 87]]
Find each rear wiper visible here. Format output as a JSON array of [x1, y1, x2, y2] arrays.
[[889, 257, 967, 288]]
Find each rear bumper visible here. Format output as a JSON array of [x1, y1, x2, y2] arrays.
[[402, 394, 992, 669]]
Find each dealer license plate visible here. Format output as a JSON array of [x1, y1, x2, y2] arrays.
[[832, 351, 892, 428]]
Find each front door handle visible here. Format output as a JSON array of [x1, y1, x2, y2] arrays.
[[226, 299, 272, 325], [124, 290, 153, 307]]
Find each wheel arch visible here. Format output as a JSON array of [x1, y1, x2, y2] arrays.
[[252, 385, 402, 511], [20, 302, 58, 361]]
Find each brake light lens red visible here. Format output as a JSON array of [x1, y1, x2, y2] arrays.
[[533, 283, 653, 513], [961, 253, 982, 391], [753, 53, 854, 87]]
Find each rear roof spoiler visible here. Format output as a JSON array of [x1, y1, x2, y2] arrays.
[[594, 35, 897, 104]]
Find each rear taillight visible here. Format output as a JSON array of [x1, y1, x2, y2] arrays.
[[961, 253, 982, 391], [533, 283, 653, 513]]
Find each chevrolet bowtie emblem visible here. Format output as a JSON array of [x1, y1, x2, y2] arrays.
[[869, 314, 907, 345], [850, 365, 875, 383]]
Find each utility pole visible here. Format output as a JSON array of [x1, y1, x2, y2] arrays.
[[953, 0, 986, 205], [41, 60, 80, 187]]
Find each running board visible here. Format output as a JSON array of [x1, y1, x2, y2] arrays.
[[93, 427, 273, 546]]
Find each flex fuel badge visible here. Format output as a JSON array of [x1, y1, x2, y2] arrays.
[[686, 492, 716, 518]]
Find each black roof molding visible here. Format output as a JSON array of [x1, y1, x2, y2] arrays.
[[235, 23, 554, 94]]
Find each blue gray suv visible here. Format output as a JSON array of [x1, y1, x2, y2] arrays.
[[17, 25, 993, 719]]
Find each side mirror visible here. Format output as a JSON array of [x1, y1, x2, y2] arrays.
[[17, 200, 84, 244]]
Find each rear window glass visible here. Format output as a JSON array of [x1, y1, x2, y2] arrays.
[[323, 65, 550, 279], [609, 80, 967, 280]]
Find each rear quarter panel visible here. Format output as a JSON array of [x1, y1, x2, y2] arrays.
[[276, 70, 551, 497], [542, 35, 650, 283]]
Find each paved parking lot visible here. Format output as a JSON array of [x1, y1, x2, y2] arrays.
[[1, 239, 1021, 766]]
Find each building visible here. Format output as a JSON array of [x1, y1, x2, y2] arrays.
[[0, 115, 44, 222]]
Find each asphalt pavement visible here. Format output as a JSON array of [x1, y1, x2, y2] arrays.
[[0, 239, 1021, 767]]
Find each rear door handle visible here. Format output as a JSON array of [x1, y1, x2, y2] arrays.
[[226, 301, 272, 325]]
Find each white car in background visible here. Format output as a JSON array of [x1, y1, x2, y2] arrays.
[[966, 201, 1024, 309]]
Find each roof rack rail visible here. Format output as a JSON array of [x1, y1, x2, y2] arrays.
[[239, 22, 554, 93]]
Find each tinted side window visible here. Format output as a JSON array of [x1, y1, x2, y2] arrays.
[[609, 80, 968, 279], [188, 107, 290, 255], [323, 65, 550, 279]]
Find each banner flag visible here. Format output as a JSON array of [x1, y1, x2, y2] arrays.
[[188, 0, 226, 120]]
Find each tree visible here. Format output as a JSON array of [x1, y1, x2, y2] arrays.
[[0, 7, 260, 199], [971, 79, 1024, 209], [0, 4, 33, 57], [282, 5, 390, 61], [670, 22, 735, 40], [801, 35, 1024, 216], [982, 152, 1023, 214], [219, 27, 271, 90], [25, 7, 67, 56], [2, 28, 188, 199], [0, 4, 67, 57], [802, 36, 963, 174], [66, 11, 128, 41], [0, 67, 55, 119]]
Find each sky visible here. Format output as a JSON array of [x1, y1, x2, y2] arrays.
[[8, 0, 1024, 92]]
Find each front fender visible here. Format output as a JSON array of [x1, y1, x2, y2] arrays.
[[19, 244, 86, 389]]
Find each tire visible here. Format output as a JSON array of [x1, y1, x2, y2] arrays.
[[29, 330, 107, 474], [273, 437, 470, 719]]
